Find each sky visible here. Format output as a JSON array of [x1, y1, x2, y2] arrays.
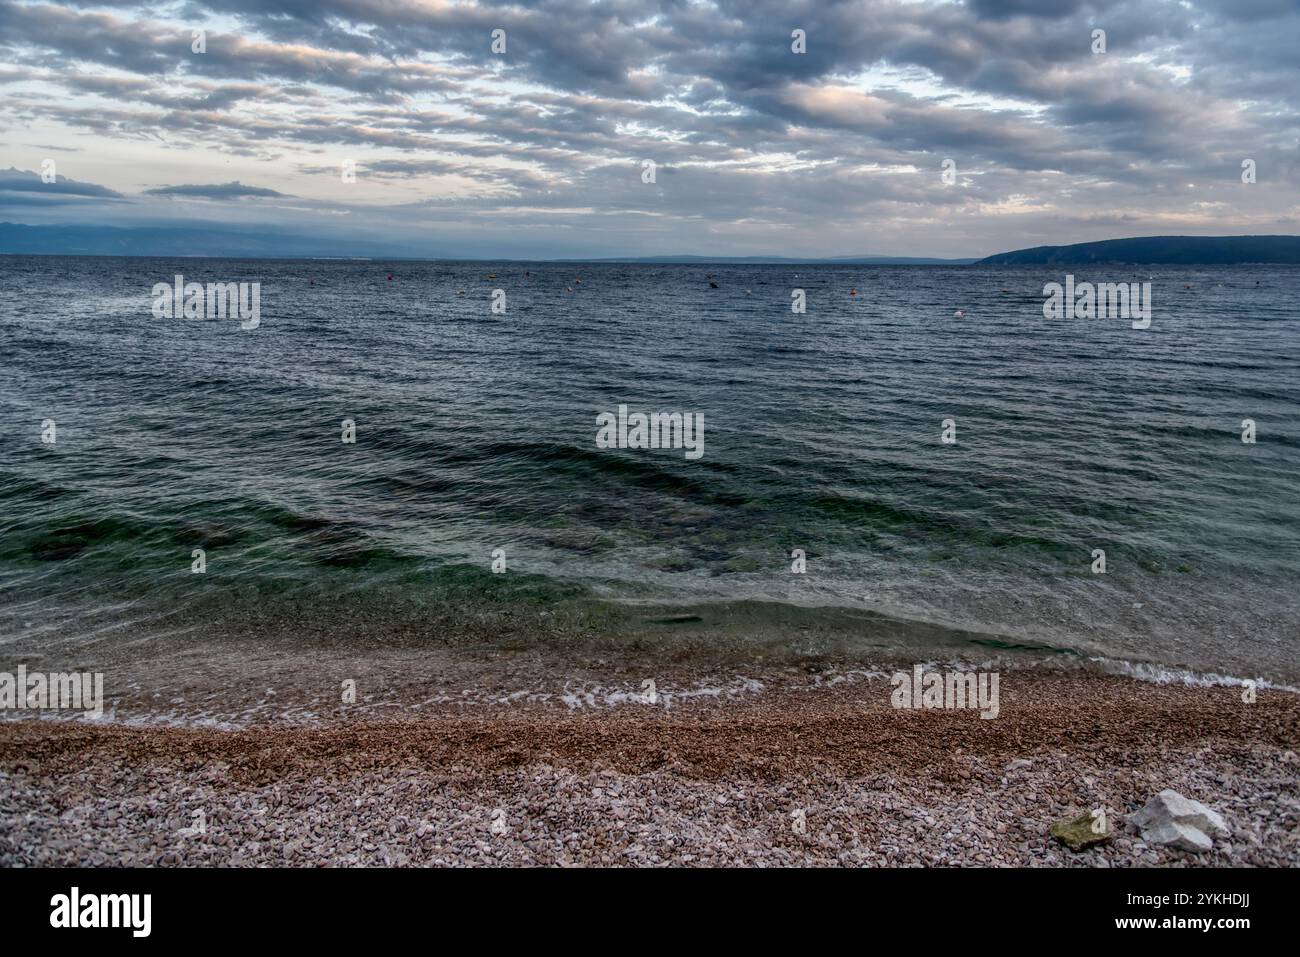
[[1, 0, 1298, 259]]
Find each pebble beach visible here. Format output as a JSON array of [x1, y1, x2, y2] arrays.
[[3, 668, 1296, 867]]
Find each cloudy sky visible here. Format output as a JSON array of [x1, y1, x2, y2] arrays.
[[1, 0, 1298, 258]]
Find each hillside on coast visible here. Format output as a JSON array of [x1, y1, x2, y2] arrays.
[[977, 235, 1300, 265]]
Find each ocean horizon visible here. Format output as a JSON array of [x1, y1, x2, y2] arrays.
[[4, 255, 1297, 700]]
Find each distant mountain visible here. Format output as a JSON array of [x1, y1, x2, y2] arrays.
[[0, 222, 417, 259], [570, 254, 977, 265], [976, 235, 1300, 266], [0, 223, 976, 262]]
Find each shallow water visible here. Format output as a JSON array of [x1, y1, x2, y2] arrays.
[[1, 257, 1297, 683]]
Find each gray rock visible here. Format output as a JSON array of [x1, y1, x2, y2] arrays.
[[1050, 810, 1112, 851], [1131, 790, 1230, 852], [1133, 789, 1230, 838], [1139, 821, 1214, 853]]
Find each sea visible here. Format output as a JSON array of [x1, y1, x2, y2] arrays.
[[2, 256, 1297, 699]]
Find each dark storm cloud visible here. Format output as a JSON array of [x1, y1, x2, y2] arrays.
[[143, 180, 288, 198], [0, 167, 124, 198], [966, 0, 1099, 19]]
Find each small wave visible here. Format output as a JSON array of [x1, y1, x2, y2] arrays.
[[1088, 656, 1300, 693]]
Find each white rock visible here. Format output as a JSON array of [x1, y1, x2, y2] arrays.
[[1133, 789, 1230, 837], [1139, 821, 1214, 853], [1131, 790, 1230, 851]]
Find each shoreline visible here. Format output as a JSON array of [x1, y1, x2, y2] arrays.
[[3, 670, 1296, 867], [3, 619, 1296, 730]]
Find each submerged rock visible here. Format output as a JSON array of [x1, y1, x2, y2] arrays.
[[1131, 790, 1229, 853], [1050, 809, 1112, 851]]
